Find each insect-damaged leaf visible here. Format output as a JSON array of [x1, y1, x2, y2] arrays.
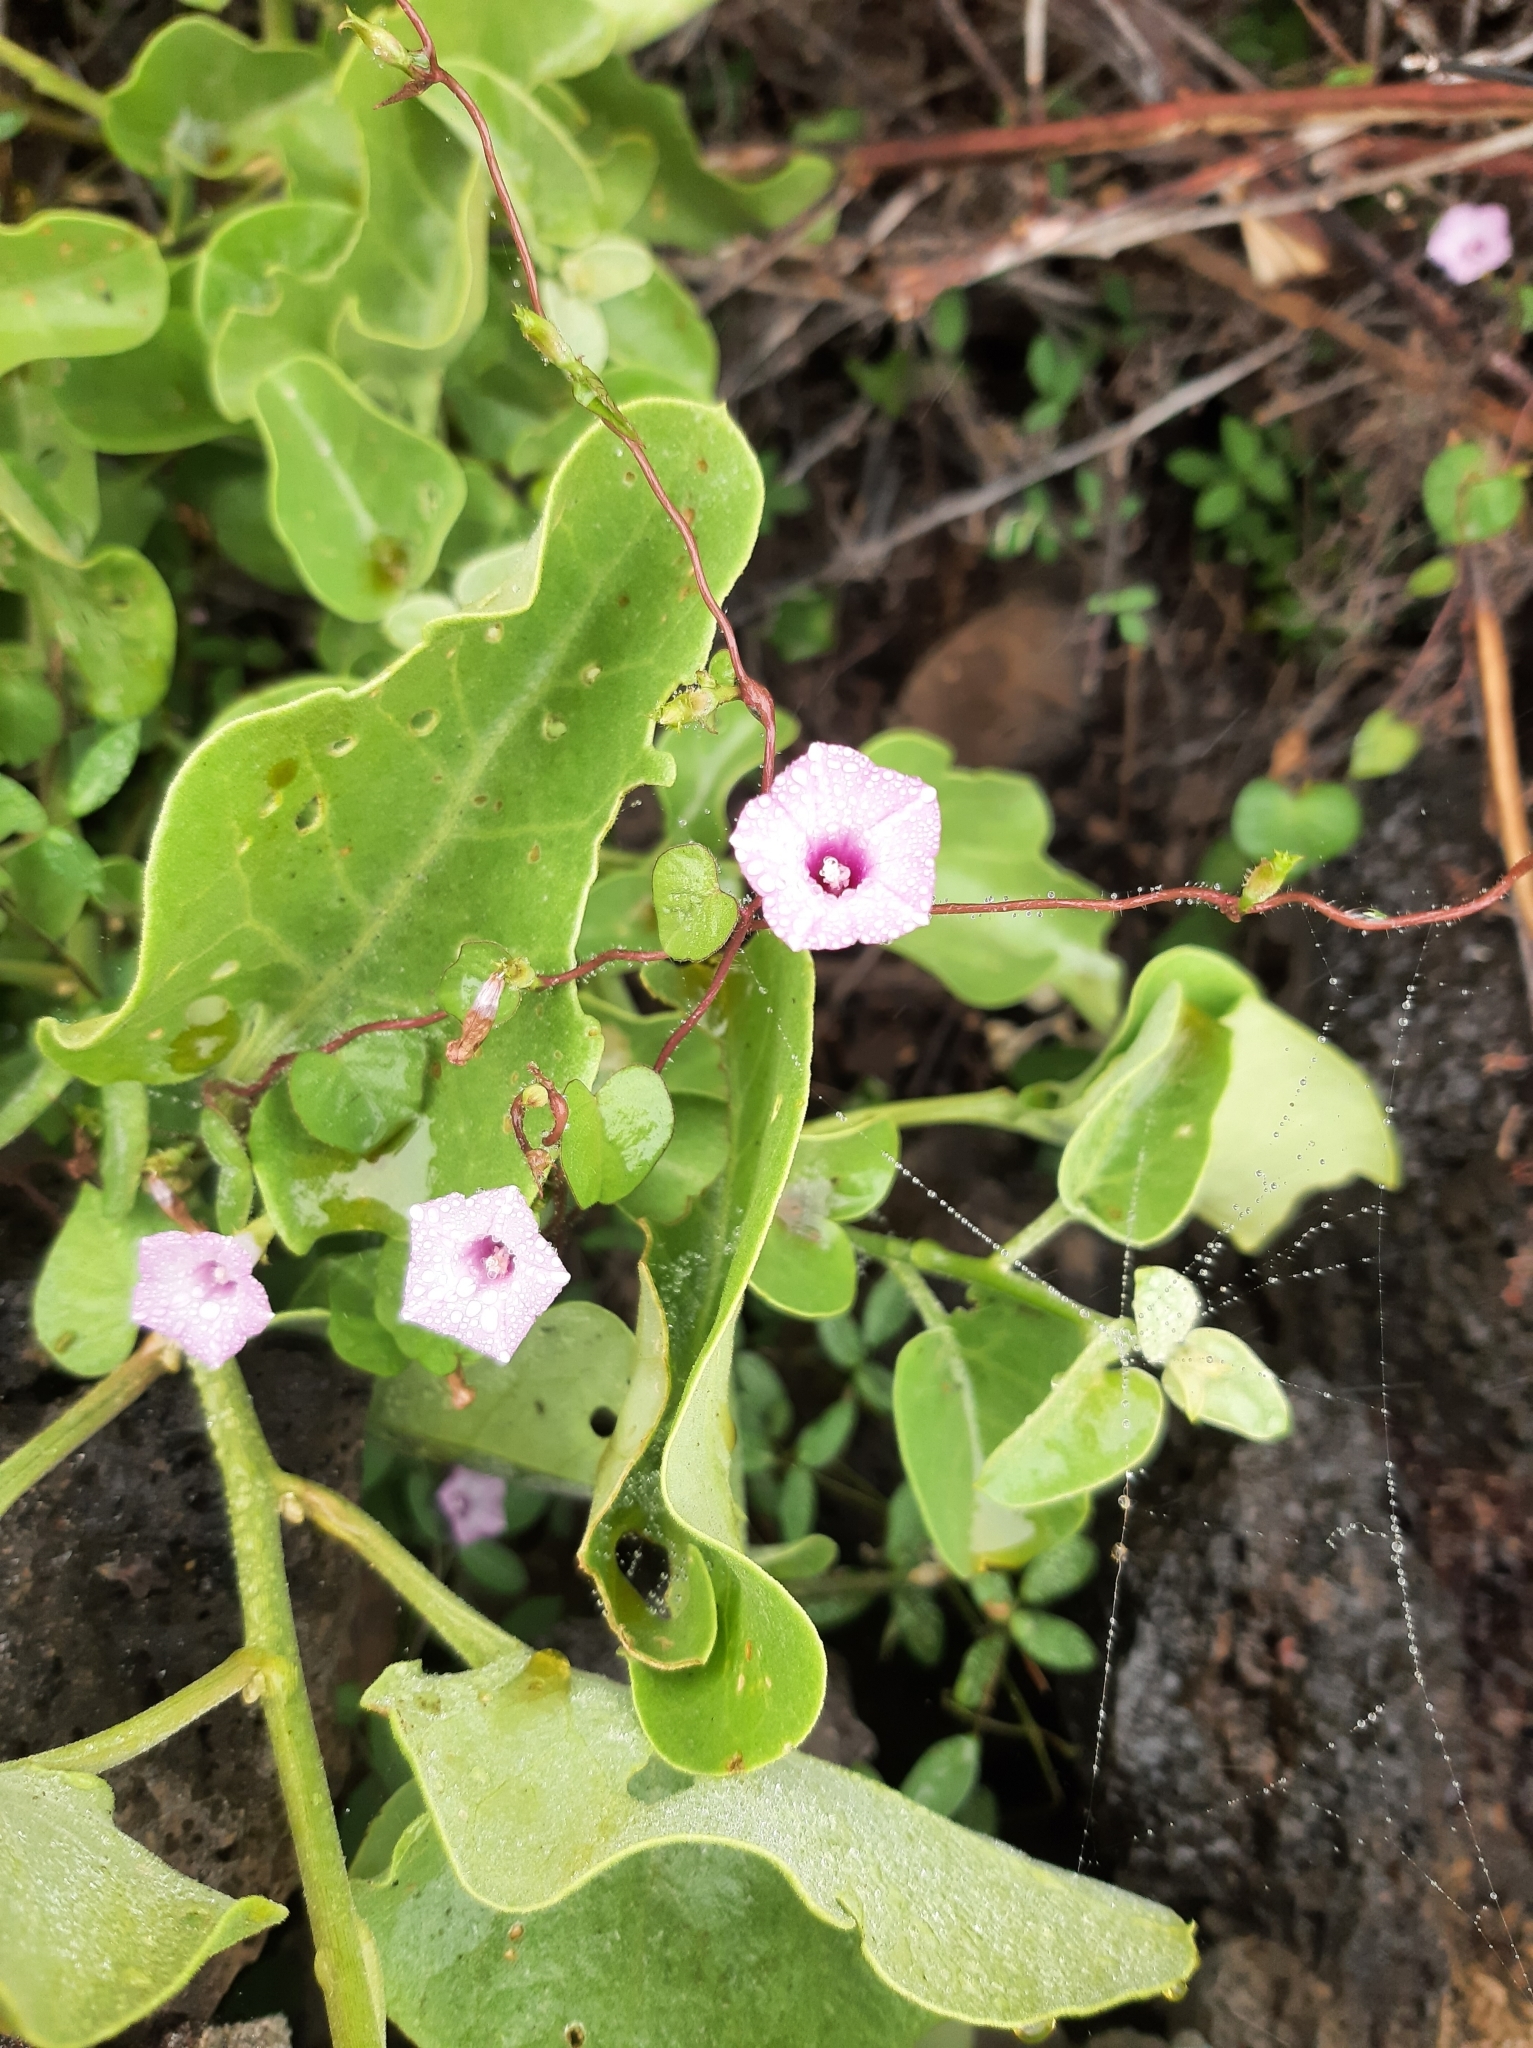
[[0, 214, 168, 380], [361, 1646, 1198, 2032], [580, 934, 827, 1773], [35, 398, 762, 1236], [0, 1765, 284, 2048]]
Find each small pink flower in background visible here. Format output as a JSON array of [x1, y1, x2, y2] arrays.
[[436, 1464, 507, 1546], [1426, 202, 1512, 284], [133, 1230, 272, 1368], [731, 742, 941, 952], [400, 1184, 568, 1364]]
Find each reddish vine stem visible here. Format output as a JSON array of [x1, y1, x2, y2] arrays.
[[379, 0, 778, 792], [536, 946, 670, 988], [654, 905, 763, 1072], [203, 1010, 449, 1108], [930, 852, 1533, 932]]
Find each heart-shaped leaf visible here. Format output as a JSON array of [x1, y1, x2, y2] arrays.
[[651, 841, 738, 960], [370, 1300, 636, 1488], [0, 214, 168, 379], [0, 1765, 285, 2048], [562, 1064, 676, 1206], [288, 1028, 426, 1155], [1230, 777, 1362, 865], [979, 1336, 1164, 1512], [1422, 440, 1525, 546], [1161, 1327, 1293, 1440], [363, 1647, 1198, 2030]]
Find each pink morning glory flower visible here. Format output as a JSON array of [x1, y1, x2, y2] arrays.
[[730, 742, 941, 952], [400, 1184, 568, 1364], [435, 1464, 508, 1546], [132, 1230, 273, 1369], [1426, 202, 1512, 284]]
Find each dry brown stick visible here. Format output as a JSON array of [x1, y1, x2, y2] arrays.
[[934, 0, 1022, 121], [844, 78, 1533, 177], [1159, 233, 1522, 438], [1469, 554, 1533, 1000]]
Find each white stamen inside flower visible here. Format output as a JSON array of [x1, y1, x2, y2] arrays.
[[816, 854, 854, 896]]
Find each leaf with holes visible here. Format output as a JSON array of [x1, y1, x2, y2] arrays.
[[354, 1784, 941, 2048], [893, 1299, 1096, 1576], [362, 1646, 1198, 2029], [0, 214, 168, 381], [562, 1065, 675, 1207], [581, 934, 828, 1772], [861, 731, 1122, 1030], [370, 1300, 636, 1490], [36, 399, 761, 1152], [252, 357, 465, 621], [978, 1336, 1164, 1513], [0, 1765, 286, 2048]]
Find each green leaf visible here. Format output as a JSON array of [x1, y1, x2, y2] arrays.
[[848, 349, 913, 421], [102, 18, 324, 177], [200, 1102, 254, 1234], [1057, 984, 1231, 1246], [1164, 447, 1221, 489], [288, 1029, 426, 1155], [252, 356, 466, 622], [769, 588, 836, 662], [99, 1079, 149, 1220], [1404, 553, 1457, 599], [901, 1734, 980, 1818], [750, 1114, 898, 1321], [53, 262, 224, 454], [0, 215, 168, 381], [6, 826, 102, 938], [862, 731, 1122, 1029], [355, 1791, 938, 2048], [2, 540, 175, 721], [456, 1541, 530, 1597], [0, 1765, 285, 2048], [1008, 1609, 1097, 1672], [0, 661, 63, 766], [561, 1065, 676, 1206], [978, 1336, 1164, 1512], [0, 772, 46, 839], [796, 1394, 856, 1470], [250, 1082, 435, 1253], [38, 398, 761, 1113], [893, 1300, 1096, 1576], [1194, 478, 1245, 528], [1348, 707, 1421, 780], [1131, 1265, 1200, 1364], [1230, 777, 1362, 863], [423, 62, 605, 251], [1422, 441, 1525, 546], [64, 721, 140, 818], [616, 1089, 728, 1224], [652, 841, 739, 959], [0, 372, 100, 563], [751, 1214, 857, 1320], [364, 1647, 1198, 2028], [0, 1050, 69, 1150], [1017, 1532, 1097, 1607], [604, 267, 719, 396], [31, 1184, 174, 1378], [658, 695, 795, 855], [752, 1531, 838, 1581], [1161, 1327, 1292, 1440], [568, 57, 835, 254], [402, 0, 613, 82], [583, 936, 828, 1772], [373, 1299, 636, 1490]]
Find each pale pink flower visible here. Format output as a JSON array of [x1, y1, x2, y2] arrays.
[[132, 1230, 272, 1369], [435, 1464, 508, 1546], [400, 1184, 568, 1364], [730, 742, 941, 952], [1426, 202, 1512, 284]]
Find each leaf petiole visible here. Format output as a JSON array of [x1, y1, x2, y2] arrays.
[[9, 1650, 270, 1775], [0, 1335, 177, 1521]]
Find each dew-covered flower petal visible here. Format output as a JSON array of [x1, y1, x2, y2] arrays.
[[730, 741, 941, 952], [132, 1229, 273, 1369], [1426, 202, 1512, 285], [436, 1464, 508, 1546], [400, 1184, 568, 1364]]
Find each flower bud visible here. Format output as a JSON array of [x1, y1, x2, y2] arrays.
[[337, 12, 427, 75], [446, 968, 505, 1066]]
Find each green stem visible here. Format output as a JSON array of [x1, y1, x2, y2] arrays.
[[992, 1198, 1067, 1270], [0, 34, 106, 118], [276, 1472, 517, 1670], [260, 0, 297, 41], [806, 1089, 1024, 1139], [844, 1226, 1113, 1327], [0, 1339, 174, 1520], [196, 1364, 381, 2048], [12, 1651, 266, 1774], [883, 1258, 949, 1332]]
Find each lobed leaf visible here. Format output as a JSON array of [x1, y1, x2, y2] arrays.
[[363, 1647, 1198, 2031], [0, 214, 168, 381]]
